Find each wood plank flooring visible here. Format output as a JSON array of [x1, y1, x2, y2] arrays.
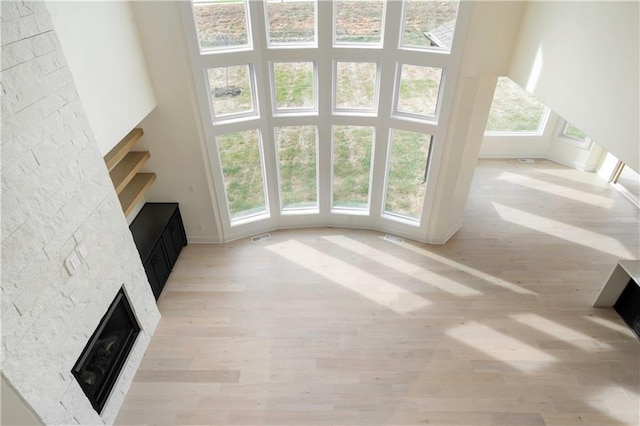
[[116, 159, 639, 425]]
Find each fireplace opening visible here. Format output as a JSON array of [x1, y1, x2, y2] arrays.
[[72, 287, 140, 413]]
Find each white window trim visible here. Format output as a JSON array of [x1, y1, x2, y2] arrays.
[[274, 124, 320, 213], [484, 106, 551, 137], [398, 0, 457, 54], [330, 125, 376, 214], [180, 0, 470, 243], [269, 60, 318, 116], [556, 120, 593, 149], [333, 0, 386, 48], [265, 0, 318, 48], [193, 0, 253, 54], [207, 63, 260, 123], [332, 60, 380, 114], [392, 63, 444, 122]]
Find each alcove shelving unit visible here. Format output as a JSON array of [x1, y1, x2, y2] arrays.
[[103, 128, 156, 216]]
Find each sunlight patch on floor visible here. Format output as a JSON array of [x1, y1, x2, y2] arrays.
[[593, 386, 640, 425], [493, 202, 634, 259], [510, 313, 612, 351], [400, 243, 536, 295], [536, 168, 603, 186], [446, 321, 555, 373], [323, 235, 482, 296], [497, 171, 614, 209], [582, 315, 635, 337], [267, 240, 431, 314]]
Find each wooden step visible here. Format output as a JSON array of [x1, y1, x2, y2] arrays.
[[104, 128, 144, 171], [118, 173, 157, 217], [110, 151, 151, 194]]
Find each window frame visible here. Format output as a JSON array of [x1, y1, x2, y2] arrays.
[[484, 77, 551, 137], [264, 0, 318, 48], [273, 124, 320, 214], [332, 0, 387, 48], [330, 124, 376, 215], [180, 0, 470, 242], [332, 60, 380, 115], [392, 62, 444, 123], [557, 120, 592, 149], [193, 0, 253, 54], [206, 62, 260, 124], [269, 60, 318, 116], [215, 128, 271, 225], [398, 0, 460, 54]]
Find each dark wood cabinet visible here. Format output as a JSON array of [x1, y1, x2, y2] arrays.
[[130, 203, 187, 300]]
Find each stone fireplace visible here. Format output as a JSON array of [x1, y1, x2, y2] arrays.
[[72, 288, 141, 414], [1, 2, 160, 424]]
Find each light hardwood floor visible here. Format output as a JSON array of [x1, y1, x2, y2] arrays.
[[116, 159, 639, 425]]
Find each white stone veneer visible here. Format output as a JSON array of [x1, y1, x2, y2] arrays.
[[1, 1, 161, 423]]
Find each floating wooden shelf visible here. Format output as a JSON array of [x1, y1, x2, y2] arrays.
[[118, 173, 157, 217], [103, 128, 155, 217], [104, 128, 144, 171], [110, 151, 151, 194]]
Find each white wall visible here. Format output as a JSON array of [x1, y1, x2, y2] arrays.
[[426, 1, 526, 242], [45, 1, 157, 156], [131, 0, 222, 243], [1, 2, 160, 423], [509, 1, 639, 171]]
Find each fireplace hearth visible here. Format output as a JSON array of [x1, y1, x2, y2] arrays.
[[72, 287, 140, 413]]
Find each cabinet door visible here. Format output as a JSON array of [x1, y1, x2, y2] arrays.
[[168, 210, 187, 255], [144, 242, 172, 300], [162, 231, 179, 270]]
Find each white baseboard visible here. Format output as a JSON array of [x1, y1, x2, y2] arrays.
[[426, 221, 463, 245], [186, 236, 222, 244]]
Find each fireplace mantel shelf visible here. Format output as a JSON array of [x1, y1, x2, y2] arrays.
[[593, 260, 640, 307]]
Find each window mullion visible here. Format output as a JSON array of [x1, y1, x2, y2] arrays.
[[316, 0, 333, 217], [247, 0, 281, 221], [368, 1, 402, 221]]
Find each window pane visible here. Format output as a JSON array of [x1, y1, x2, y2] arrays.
[[217, 130, 267, 220], [384, 130, 431, 220], [563, 122, 587, 140], [266, 0, 316, 45], [401, 0, 459, 51], [335, 62, 377, 110], [207, 65, 255, 118], [276, 126, 318, 210], [193, 0, 249, 51], [272, 62, 315, 110], [335, 0, 384, 45], [333, 126, 374, 210], [396, 64, 442, 117], [485, 77, 548, 133]]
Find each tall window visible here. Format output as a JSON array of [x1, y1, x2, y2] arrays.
[[185, 0, 463, 238], [485, 77, 549, 135]]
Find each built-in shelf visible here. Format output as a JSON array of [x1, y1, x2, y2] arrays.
[[103, 128, 155, 217], [110, 151, 151, 194], [118, 173, 157, 217], [104, 128, 144, 171]]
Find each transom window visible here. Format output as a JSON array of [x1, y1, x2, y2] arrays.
[[185, 0, 463, 240]]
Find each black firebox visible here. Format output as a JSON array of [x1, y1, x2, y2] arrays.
[[72, 287, 140, 413]]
